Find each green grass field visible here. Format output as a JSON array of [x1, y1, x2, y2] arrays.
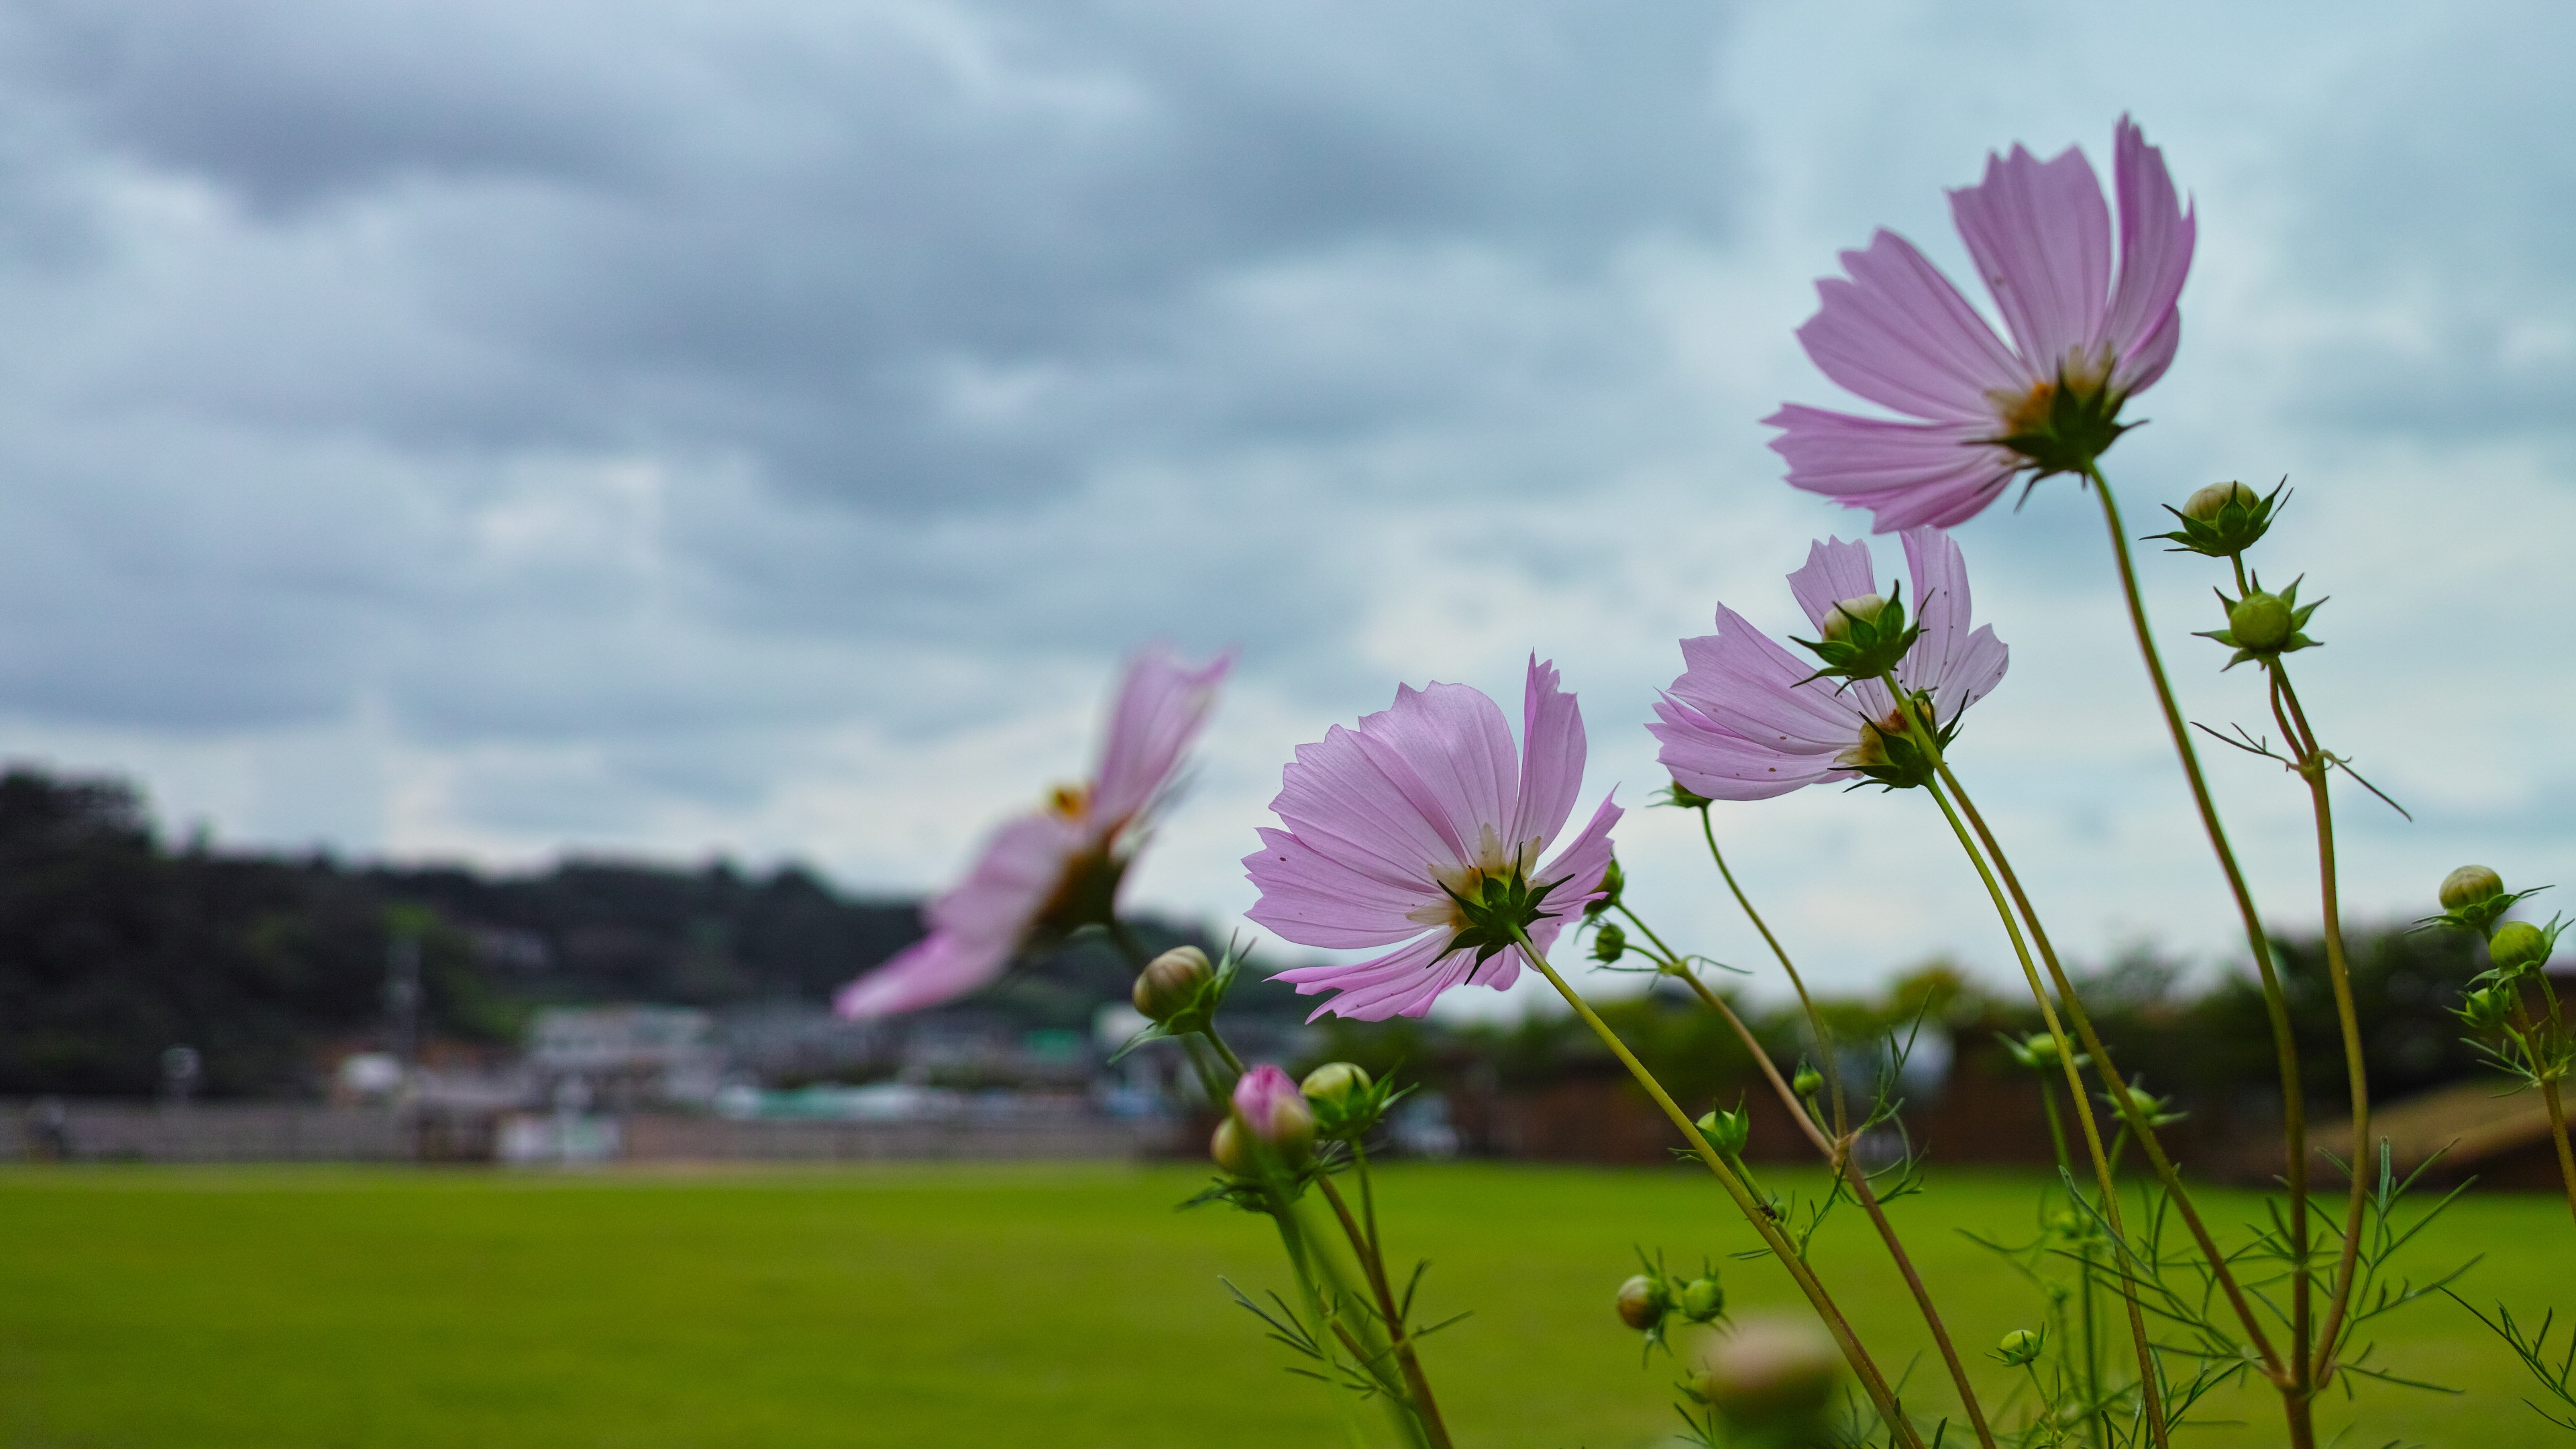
[[0, 1163, 2565, 1448]]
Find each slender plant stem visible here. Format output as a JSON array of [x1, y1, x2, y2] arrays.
[[1909, 767, 2170, 1449], [1697, 808, 1849, 1141], [2542, 1077, 2576, 1228], [1935, 765, 2285, 1377], [1505, 925, 1925, 1449], [2268, 671, 2375, 1387], [2509, 995, 2576, 1226], [1317, 1174, 1454, 1449], [1668, 962, 1999, 1449], [2086, 470, 2313, 1447]]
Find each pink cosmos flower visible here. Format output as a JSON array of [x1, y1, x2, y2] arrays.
[[1245, 656, 1621, 1022], [1650, 528, 2006, 799], [1766, 117, 2195, 531], [833, 647, 1231, 1018]]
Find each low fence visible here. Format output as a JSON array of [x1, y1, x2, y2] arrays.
[[2, 1099, 1180, 1165]]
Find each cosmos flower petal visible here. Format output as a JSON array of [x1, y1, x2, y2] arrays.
[[833, 930, 1010, 1019], [1796, 229, 2029, 420], [1948, 142, 2113, 371], [1273, 721, 1471, 886], [834, 811, 1083, 1018], [1350, 682, 1519, 867], [1666, 613, 1871, 749], [1534, 795, 1622, 918], [2102, 116, 2195, 391], [1766, 405, 2020, 533], [1512, 655, 1586, 854], [1935, 625, 2011, 724], [1275, 933, 1481, 1022], [1652, 696, 1851, 801], [1242, 826, 1440, 950], [1089, 647, 1232, 828], [1786, 535, 1885, 633]]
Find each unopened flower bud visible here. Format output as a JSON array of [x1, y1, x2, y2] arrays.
[[1224, 1064, 1316, 1173], [2490, 920, 2551, 976], [1791, 1064, 1823, 1098], [2228, 592, 2294, 651], [1695, 1105, 1751, 1160], [1678, 1275, 1726, 1324], [1821, 594, 1888, 643], [1693, 1316, 1841, 1426], [2182, 480, 2260, 523], [1616, 1274, 1668, 1332], [1584, 857, 1625, 916], [1591, 922, 1627, 963], [1997, 1328, 2044, 1366], [2019, 1032, 2062, 1069], [2458, 984, 2516, 1036], [1210, 1117, 1252, 1175], [1299, 1061, 1371, 1109], [1132, 946, 1213, 1022], [2440, 865, 2506, 914]]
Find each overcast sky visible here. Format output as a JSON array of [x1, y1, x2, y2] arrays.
[[1, 0, 2569, 1008]]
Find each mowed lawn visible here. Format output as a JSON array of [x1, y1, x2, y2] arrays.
[[0, 1163, 2564, 1448]]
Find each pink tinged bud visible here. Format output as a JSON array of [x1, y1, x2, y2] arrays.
[[1615, 1274, 1667, 1332], [1693, 1315, 1842, 1426], [1131, 946, 1213, 1021], [1229, 1064, 1316, 1167], [2440, 865, 2506, 914]]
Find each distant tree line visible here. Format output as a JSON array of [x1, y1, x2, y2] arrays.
[[0, 764, 2518, 1116]]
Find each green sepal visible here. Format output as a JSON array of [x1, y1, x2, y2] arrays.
[[1308, 1073, 1416, 1144], [2415, 883, 2551, 940], [1790, 580, 1920, 684], [2147, 478, 2288, 558], [1438, 859, 1570, 975], [1990, 368, 2136, 479], [2194, 573, 2326, 669]]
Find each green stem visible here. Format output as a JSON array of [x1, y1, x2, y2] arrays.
[[2268, 671, 2375, 1388], [1317, 1174, 1452, 1449], [1697, 807, 1849, 1142], [1935, 763, 2285, 1379], [2086, 469, 2312, 1448], [1670, 962, 1998, 1449], [1505, 924, 1924, 1448], [1880, 682, 2167, 1448]]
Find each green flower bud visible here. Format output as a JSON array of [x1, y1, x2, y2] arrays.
[[1591, 921, 1627, 964], [1791, 1063, 1823, 1098], [1132, 946, 1213, 1022], [1583, 857, 1625, 916], [1997, 1328, 2044, 1366], [2457, 984, 2517, 1036], [1615, 1273, 1668, 1332], [2182, 480, 2260, 523], [2153, 478, 2284, 557], [2490, 920, 2551, 976], [1820, 594, 1888, 643], [2440, 865, 2506, 914], [1210, 1117, 1253, 1176], [2228, 591, 2294, 651], [1299, 1061, 1371, 1109], [1678, 1275, 1726, 1324], [1693, 1316, 1841, 1427], [1695, 1105, 1752, 1160]]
